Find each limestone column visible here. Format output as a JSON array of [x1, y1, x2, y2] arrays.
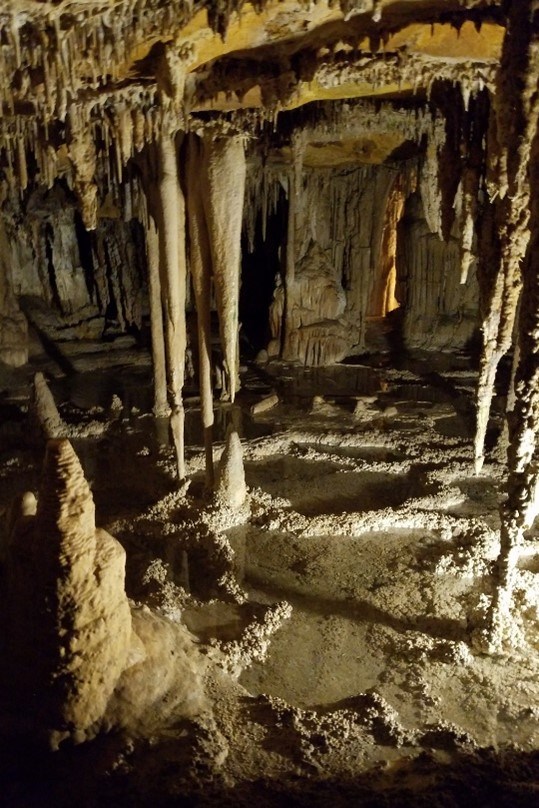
[[480, 0, 539, 652], [473, 4, 537, 474]]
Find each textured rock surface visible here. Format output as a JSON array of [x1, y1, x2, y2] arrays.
[[3, 439, 132, 745]]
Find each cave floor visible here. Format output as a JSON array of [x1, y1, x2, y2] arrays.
[[1, 343, 539, 805]]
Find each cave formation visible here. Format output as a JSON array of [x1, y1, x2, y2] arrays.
[[1, 0, 539, 805]]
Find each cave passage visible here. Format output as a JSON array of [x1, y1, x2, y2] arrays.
[[1, 1, 539, 806]]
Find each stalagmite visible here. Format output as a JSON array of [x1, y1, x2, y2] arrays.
[[158, 124, 188, 482], [146, 215, 168, 417], [202, 134, 246, 402], [473, 3, 536, 474], [480, 0, 539, 652], [215, 428, 247, 510], [30, 372, 66, 440], [250, 393, 279, 415], [3, 439, 132, 745], [277, 241, 349, 366]]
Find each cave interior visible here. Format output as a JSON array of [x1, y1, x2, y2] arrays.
[[1, 0, 539, 805]]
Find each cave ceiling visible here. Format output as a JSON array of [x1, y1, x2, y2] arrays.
[[0, 0, 504, 179]]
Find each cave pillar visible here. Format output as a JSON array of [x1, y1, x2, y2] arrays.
[[486, 177, 539, 651], [480, 0, 539, 652], [201, 134, 246, 403], [158, 123, 188, 482], [186, 134, 215, 488], [473, 201, 524, 474], [473, 4, 537, 474]]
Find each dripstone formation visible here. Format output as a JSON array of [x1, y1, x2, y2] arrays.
[[2, 439, 133, 746]]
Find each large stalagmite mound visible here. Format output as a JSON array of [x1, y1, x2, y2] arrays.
[[2, 438, 133, 745], [0, 438, 208, 748]]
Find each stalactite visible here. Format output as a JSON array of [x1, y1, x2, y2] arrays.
[[16, 130, 27, 194], [243, 153, 285, 254], [282, 132, 304, 361], [158, 124, 188, 483], [496, 316, 520, 464], [186, 134, 215, 489], [67, 104, 98, 231], [146, 214, 169, 418], [473, 4, 537, 474], [453, 92, 486, 284], [202, 133, 246, 403], [477, 0, 539, 653]]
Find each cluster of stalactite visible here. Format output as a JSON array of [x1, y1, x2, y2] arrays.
[[0, 37, 249, 489], [135, 114, 246, 486], [193, 15, 499, 114], [0, 0, 228, 123]]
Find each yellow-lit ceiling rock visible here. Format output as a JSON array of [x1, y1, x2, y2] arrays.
[[192, 19, 503, 111]]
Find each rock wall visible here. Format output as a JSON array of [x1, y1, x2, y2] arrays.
[[0, 216, 28, 366], [2, 183, 146, 346], [248, 154, 476, 364], [397, 194, 479, 351]]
